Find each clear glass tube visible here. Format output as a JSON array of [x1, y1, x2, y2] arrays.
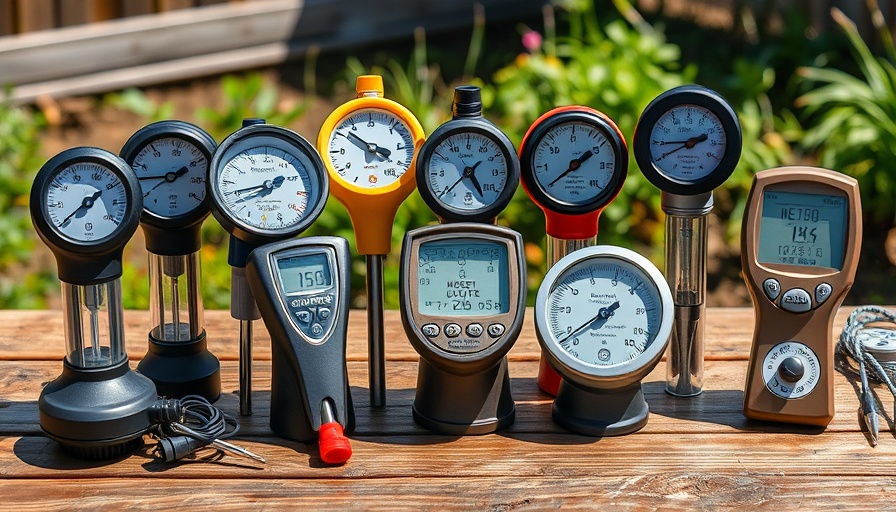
[[62, 281, 126, 369], [546, 235, 598, 267], [149, 251, 204, 342]]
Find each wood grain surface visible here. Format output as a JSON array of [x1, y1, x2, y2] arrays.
[[0, 307, 892, 509]]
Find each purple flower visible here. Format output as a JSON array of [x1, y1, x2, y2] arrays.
[[522, 30, 542, 52]]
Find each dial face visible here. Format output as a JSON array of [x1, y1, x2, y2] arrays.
[[44, 162, 129, 242], [131, 136, 207, 217], [647, 104, 727, 181], [546, 258, 664, 367], [426, 132, 508, 211], [326, 108, 415, 188], [215, 135, 317, 231], [532, 121, 618, 205]]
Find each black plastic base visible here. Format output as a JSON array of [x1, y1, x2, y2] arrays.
[[137, 330, 220, 401], [39, 359, 158, 460], [552, 380, 649, 436], [412, 357, 515, 435]]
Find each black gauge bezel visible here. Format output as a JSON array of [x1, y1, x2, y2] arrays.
[[520, 110, 628, 215], [416, 118, 520, 224], [120, 120, 216, 230], [633, 85, 742, 196], [208, 123, 329, 247]]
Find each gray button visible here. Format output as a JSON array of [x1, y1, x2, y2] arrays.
[[466, 323, 483, 337], [421, 323, 440, 338], [487, 323, 505, 338], [296, 310, 312, 324], [310, 323, 323, 336], [318, 307, 331, 320], [444, 323, 462, 338], [780, 288, 812, 313], [815, 283, 832, 304], [763, 278, 781, 300]]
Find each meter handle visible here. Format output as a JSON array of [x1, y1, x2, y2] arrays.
[[367, 255, 386, 407], [229, 236, 261, 416], [662, 192, 710, 397]]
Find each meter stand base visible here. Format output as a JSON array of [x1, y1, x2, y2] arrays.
[[553, 380, 648, 436], [39, 359, 158, 460], [137, 330, 221, 402], [536, 356, 562, 396], [412, 357, 515, 435]]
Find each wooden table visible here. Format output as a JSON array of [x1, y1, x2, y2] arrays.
[[1, 308, 893, 509]]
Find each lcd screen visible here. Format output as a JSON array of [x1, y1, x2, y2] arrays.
[[417, 240, 509, 316], [277, 252, 332, 294], [757, 189, 847, 270]]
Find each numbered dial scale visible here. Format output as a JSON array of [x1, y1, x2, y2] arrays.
[[520, 106, 627, 217], [535, 246, 673, 436], [633, 85, 741, 196], [742, 167, 862, 427], [120, 120, 216, 229], [32, 147, 142, 281], [209, 123, 328, 245], [416, 86, 520, 223]]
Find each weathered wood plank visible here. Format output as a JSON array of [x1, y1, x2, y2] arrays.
[[1, 476, 894, 510], [119, 0, 154, 17], [15, 0, 55, 33], [0, 0, 14, 35], [156, 0, 194, 11], [0, 359, 888, 437]]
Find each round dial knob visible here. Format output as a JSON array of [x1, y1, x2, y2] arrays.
[[761, 341, 820, 399], [778, 356, 805, 383]]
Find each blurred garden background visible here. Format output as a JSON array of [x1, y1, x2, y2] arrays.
[[2, 0, 896, 310]]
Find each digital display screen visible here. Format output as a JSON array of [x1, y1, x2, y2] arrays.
[[417, 240, 509, 316], [277, 253, 332, 294], [757, 190, 848, 269]]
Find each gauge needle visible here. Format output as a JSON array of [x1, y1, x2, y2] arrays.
[[143, 167, 189, 197], [655, 133, 708, 161], [548, 150, 594, 187], [558, 300, 620, 346], [439, 161, 483, 198], [233, 176, 286, 202], [60, 189, 102, 227], [346, 132, 392, 160]]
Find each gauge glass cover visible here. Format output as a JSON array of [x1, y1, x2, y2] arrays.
[[45, 162, 129, 242], [533, 120, 618, 206], [647, 104, 726, 182], [426, 132, 508, 211], [131, 136, 207, 217], [326, 108, 415, 188]]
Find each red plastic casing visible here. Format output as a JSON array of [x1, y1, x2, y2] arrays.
[[318, 421, 352, 464]]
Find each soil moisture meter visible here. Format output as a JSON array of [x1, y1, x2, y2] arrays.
[[742, 167, 861, 427], [519, 105, 628, 396], [535, 246, 673, 435], [121, 120, 220, 401], [317, 75, 425, 408], [399, 223, 526, 434], [32, 147, 156, 459], [247, 237, 354, 464], [209, 119, 328, 415], [633, 85, 742, 397]]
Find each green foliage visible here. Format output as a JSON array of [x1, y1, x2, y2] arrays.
[[104, 88, 175, 122], [0, 96, 55, 307], [797, 7, 896, 225], [196, 73, 309, 141]]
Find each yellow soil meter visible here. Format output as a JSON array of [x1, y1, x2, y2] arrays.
[[742, 167, 862, 427], [317, 75, 425, 407]]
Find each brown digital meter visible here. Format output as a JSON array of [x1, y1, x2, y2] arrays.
[[742, 166, 861, 426]]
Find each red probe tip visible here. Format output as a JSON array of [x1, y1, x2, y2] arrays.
[[318, 421, 352, 465]]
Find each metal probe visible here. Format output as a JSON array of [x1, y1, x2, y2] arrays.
[[171, 422, 266, 463]]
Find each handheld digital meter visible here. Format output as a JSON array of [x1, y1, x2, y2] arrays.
[[534, 246, 673, 436], [633, 85, 742, 397], [246, 236, 354, 464], [742, 166, 861, 427], [519, 105, 629, 396], [400, 223, 526, 434], [317, 75, 426, 408], [209, 119, 329, 415]]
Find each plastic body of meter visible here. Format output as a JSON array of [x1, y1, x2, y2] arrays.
[[742, 166, 862, 427], [400, 223, 527, 434], [246, 236, 354, 464]]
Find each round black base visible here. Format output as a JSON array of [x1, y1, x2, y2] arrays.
[[137, 330, 220, 402], [552, 380, 649, 436], [39, 359, 158, 460], [412, 357, 516, 435]]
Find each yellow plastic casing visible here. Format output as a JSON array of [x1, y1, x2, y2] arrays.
[[317, 75, 425, 255]]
